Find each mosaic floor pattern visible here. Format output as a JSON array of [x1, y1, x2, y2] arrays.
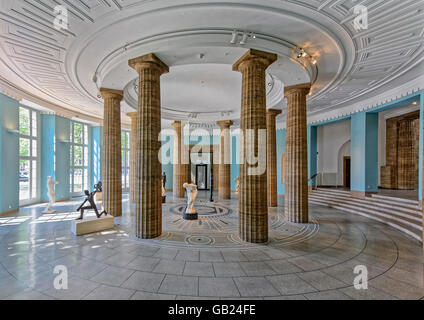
[[0, 193, 423, 300]]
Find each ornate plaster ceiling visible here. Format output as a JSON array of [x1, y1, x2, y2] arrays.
[[0, 0, 423, 128]]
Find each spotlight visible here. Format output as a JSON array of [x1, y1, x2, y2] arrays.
[[239, 32, 249, 45], [312, 59, 317, 65], [230, 30, 238, 44]]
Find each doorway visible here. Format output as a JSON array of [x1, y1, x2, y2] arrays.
[[344, 156, 351, 189], [196, 164, 208, 190]]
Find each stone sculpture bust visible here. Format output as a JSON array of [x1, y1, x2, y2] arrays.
[[44, 176, 59, 214], [183, 183, 198, 220]]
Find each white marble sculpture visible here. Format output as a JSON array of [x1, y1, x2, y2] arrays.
[[161, 179, 166, 197], [183, 183, 198, 214], [43, 176, 59, 214], [235, 176, 240, 194]]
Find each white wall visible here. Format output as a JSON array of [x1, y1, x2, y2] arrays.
[[317, 120, 351, 186]]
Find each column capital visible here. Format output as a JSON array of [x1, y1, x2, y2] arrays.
[[232, 49, 277, 72], [129, 53, 169, 75], [217, 120, 234, 129], [284, 83, 311, 97], [266, 109, 282, 118], [126, 112, 137, 119], [100, 88, 123, 100], [171, 120, 182, 130]]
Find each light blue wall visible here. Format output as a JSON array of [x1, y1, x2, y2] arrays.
[[351, 112, 379, 193], [0, 94, 19, 213], [90, 126, 103, 188], [41, 115, 56, 201], [230, 134, 240, 191], [40, 115, 70, 201], [308, 125, 318, 187], [276, 129, 286, 195]]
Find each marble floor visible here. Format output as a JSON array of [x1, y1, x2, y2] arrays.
[[0, 192, 423, 300]]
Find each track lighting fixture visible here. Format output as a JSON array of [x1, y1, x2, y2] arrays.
[[230, 30, 256, 45]]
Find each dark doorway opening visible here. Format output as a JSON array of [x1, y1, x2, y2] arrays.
[[196, 164, 208, 190], [344, 156, 351, 189]]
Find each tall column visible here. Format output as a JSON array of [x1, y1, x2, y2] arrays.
[[100, 88, 123, 217], [172, 121, 185, 198], [350, 112, 378, 199], [217, 120, 233, 199], [127, 112, 138, 203], [266, 109, 281, 207], [233, 49, 277, 243], [129, 54, 168, 239], [284, 83, 311, 223]]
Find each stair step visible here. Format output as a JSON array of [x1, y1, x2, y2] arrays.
[[309, 192, 422, 219], [309, 194, 422, 225], [309, 199, 422, 242], [371, 193, 419, 205], [314, 190, 420, 211]]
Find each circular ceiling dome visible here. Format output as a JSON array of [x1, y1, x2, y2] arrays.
[[0, 0, 422, 126], [124, 60, 288, 122]]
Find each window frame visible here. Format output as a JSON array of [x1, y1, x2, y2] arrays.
[[70, 121, 90, 197], [18, 105, 40, 206]]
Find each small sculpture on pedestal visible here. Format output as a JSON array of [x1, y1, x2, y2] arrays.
[[161, 178, 167, 203], [183, 183, 198, 220], [76, 182, 107, 220], [235, 176, 240, 194], [43, 176, 59, 214]]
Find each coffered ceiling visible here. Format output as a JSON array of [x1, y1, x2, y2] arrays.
[[0, 0, 422, 128]]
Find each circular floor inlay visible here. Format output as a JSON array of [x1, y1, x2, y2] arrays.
[[170, 203, 232, 218], [186, 235, 214, 245]]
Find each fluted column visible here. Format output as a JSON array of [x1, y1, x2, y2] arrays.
[[100, 88, 123, 217], [266, 109, 281, 207], [129, 54, 169, 239], [233, 49, 277, 243], [217, 120, 233, 199], [127, 112, 137, 203], [172, 121, 186, 198], [284, 83, 311, 223]]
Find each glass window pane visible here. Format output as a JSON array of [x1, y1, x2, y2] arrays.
[[74, 146, 82, 166], [84, 125, 88, 145], [19, 138, 30, 157], [19, 160, 30, 200], [74, 169, 82, 193], [84, 147, 88, 167], [84, 169, 88, 190], [74, 123, 83, 144], [31, 111, 37, 137], [19, 107, 30, 136], [32, 140, 37, 157], [31, 160, 37, 198]]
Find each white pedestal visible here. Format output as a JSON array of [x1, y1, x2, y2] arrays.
[[71, 215, 114, 236], [42, 209, 56, 214]]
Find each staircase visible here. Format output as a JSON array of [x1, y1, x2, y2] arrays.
[[309, 188, 423, 242]]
